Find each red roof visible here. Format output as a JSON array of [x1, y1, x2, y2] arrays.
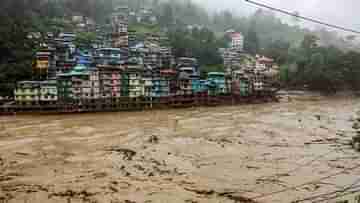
[[230, 32, 243, 38]]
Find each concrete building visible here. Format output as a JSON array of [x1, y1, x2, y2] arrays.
[[14, 81, 41, 105], [57, 65, 96, 102], [97, 65, 122, 99], [40, 81, 58, 104], [229, 32, 244, 51], [111, 7, 129, 49], [207, 72, 227, 95], [127, 65, 144, 98]]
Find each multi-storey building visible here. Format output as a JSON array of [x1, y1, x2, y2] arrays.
[[33, 49, 56, 80], [14, 81, 41, 105], [229, 32, 244, 52], [142, 68, 153, 97], [207, 72, 227, 95], [111, 6, 128, 49], [55, 43, 76, 74], [97, 65, 122, 99], [39, 81, 58, 104], [57, 65, 98, 102], [232, 70, 252, 96], [127, 65, 144, 98], [14, 80, 58, 105]]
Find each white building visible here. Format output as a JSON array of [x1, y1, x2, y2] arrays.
[[229, 32, 244, 51]]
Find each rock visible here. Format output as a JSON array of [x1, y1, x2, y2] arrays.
[[315, 115, 321, 121]]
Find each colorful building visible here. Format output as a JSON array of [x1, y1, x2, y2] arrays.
[[14, 81, 41, 105], [57, 65, 94, 102], [97, 65, 122, 99], [229, 32, 244, 51], [127, 66, 144, 98], [33, 49, 56, 79], [207, 72, 227, 95], [39, 81, 58, 104], [94, 48, 126, 66]]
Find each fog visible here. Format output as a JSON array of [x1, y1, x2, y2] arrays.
[[193, 0, 360, 31]]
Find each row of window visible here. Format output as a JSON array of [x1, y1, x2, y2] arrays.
[[16, 95, 57, 100]]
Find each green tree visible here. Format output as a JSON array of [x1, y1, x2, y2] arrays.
[[244, 24, 259, 55], [0, 0, 39, 96], [262, 39, 290, 64], [159, 3, 174, 28], [75, 32, 97, 48]]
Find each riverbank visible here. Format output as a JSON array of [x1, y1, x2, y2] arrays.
[[1, 94, 360, 203], [1, 94, 278, 115]]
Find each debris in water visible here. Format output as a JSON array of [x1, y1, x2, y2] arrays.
[[148, 135, 159, 144], [106, 147, 137, 161]]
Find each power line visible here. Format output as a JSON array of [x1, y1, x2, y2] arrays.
[[244, 0, 360, 34]]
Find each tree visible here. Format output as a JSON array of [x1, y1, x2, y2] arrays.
[[262, 40, 290, 65], [75, 32, 97, 48], [0, 0, 39, 96], [301, 34, 318, 52], [244, 24, 259, 55], [159, 3, 174, 28]]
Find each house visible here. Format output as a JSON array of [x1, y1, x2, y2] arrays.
[[94, 48, 126, 66], [97, 65, 122, 99], [148, 69, 175, 98], [232, 70, 252, 97], [160, 69, 177, 96], [142, 68, 154, 97], [256, 55, 274, 71], [14, 80, 58, 106], [57, 65, 97, 102], [177, 72, 192, 95], [229, 32, 244, 52], [34, 48, 57, 79], [207, 72, 227, 95], [55, 43, 76, 74], [127, 68, 143, 98], [111, 7, 128, 49], [177, 57, 199, 75], [14, 81, 41, 105], [39, 80, 58, 104], [75, 49, 93, 67]]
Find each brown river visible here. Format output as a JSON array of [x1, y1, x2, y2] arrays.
[[1, 92, 360, 203]]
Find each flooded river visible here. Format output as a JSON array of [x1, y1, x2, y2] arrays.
[[1, 93, 360, 203]]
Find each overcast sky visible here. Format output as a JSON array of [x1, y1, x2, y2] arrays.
[[192, 0, 360, 32]]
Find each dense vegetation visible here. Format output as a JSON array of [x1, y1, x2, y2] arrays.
[[1, 0, 360, 97]]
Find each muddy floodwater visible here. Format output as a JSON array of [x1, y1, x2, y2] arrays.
[[1, 93, 360, 203]]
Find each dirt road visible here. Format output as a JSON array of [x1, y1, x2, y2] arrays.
[[1, 93, 360, 203]]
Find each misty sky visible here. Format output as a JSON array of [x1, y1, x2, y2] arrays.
[[193, 0, 360, 32]]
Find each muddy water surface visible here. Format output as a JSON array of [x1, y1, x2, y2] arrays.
[[1, 94, 360, 203]]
